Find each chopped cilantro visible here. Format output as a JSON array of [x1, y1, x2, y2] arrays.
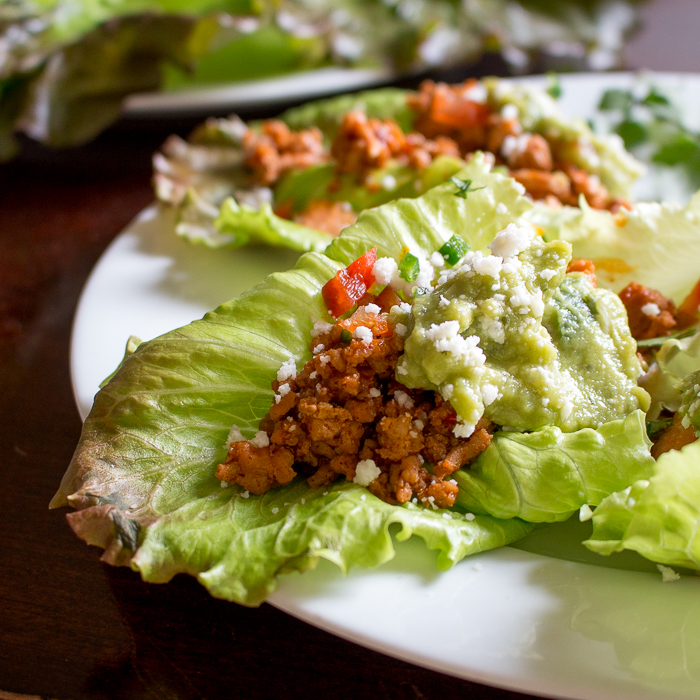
[[598, 85, 700, 188], [450, 177, 485, 199]]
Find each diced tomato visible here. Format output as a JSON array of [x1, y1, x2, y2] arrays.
[[430, 93, 490, 130], [322, 247, 377, 317], [346, 247, 377, 287]]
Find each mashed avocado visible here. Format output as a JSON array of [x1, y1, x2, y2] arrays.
[[397, 224, 649, 435]]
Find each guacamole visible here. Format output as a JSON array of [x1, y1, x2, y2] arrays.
[[398, 224, 649, 435]]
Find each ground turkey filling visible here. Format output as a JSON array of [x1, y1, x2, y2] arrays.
[[216, 305, 494, 508], [242, 79, 628, 238]]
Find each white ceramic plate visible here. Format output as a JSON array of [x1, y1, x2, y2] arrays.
[[122, 66, 394, 116], [72, 73, 700, 700]]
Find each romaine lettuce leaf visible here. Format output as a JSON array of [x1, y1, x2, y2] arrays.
[[454, 410, 654, 522], [585, 440, 700, 570]]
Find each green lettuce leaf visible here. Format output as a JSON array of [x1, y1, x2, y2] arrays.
[[55, 173, 537, 603], [528, 191, 700, 304], [213, 199, 333, 251], [133, 480, 531, 606], [585, 440, 700, 570], [453, 410, 655, 522]]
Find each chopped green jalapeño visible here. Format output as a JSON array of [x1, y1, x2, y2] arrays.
[[450, 177, 485, 199], [340, 328, 352, 344], [438, 234, 469, 265], [398, 252, 420, 282]]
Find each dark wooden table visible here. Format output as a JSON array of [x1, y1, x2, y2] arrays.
[[0, 86, 549, 700]]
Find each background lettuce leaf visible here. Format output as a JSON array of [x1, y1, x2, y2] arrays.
[[214, 199, 333, 251], [529, 191, 700, 303], [453, 410, 655, 522], [585, 440, 700, 570]]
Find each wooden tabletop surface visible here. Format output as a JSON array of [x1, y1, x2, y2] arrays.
[[1, 4, 697, 694]]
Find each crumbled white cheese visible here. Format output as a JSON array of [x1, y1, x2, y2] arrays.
[[319, 354, 330, 366], [472, 251, 503, 279], [478, 315, 505, 344], [271, 507, 279, 515], [425, 322, 486, 365], [438, 294, 451, 308], [488, 223, 535, 258], [657, 564, 681, 583], [225, 424, 245, 447], [373, 257, 398, 286], [395, 322, 408, 337], [369, 387, 381, 398], [353, 326, 373, 344], [313, 344, 325, 354], [381, 174, 397, 191], [464, 82, 487, 102], [310, 320, 333, 338], [509, 283, 544, 317], [481, 383, 499, 406], [560, 398, 573, 421], [501, 133, 532, 160], [278, 382, 291, 397], [364, 303, 381, 315], [641, 302, 661, 317], [496, 202, 508, 215], [413, 419, 424, 430], [394, 390, 415, 408], [353, 459, 381, 486], [500, 103, 519, 120], [309, 371, 317, 379], [465, 512, 476, 521], [579, 504, 593, 522], [539, 268, 557, 282], [414, 259, 435, 289], [220, 481, 229, 488], [442, 383, 454, 399], [250, 431, 269, 448], [277, 358, 297, 382], [430, 251, 445, 267], [454, 421, 476, 438], [241, 490, 250, 499]]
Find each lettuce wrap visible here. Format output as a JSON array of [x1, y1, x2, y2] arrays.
[[55, 154, 685, 604], [153, 78, 643, 250]]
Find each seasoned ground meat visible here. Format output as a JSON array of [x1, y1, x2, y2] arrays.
[[619, 281, 681, 340], [241, 81, 627, 212], [244, 120, 327, 186], [651, 413, 697, 459], [293, 199, 358, 236], [407, 79, 625, 211], [217, 306, 494, 508], [331, 111, 461, 178]]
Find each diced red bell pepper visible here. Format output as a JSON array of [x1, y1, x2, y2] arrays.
[[322, 247, 377, 317]]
